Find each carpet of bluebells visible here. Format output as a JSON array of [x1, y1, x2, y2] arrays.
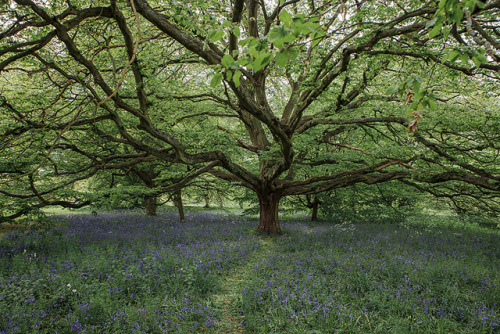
[[0, 213, 259, 333], [0, 212, 499, 333], [241, 221, 500, 333]]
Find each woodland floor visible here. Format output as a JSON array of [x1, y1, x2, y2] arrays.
[[0, 213, 498, 333]]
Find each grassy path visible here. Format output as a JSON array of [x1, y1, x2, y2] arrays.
[[209, 238, 275, 334]]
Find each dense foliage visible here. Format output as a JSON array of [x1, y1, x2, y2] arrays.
[[0, 0, 499, 232]]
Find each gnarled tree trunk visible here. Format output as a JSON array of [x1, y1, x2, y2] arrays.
[[145, 195, 157, 216], [256, 192, 281, 234]]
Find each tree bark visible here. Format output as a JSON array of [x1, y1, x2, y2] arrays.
[[174, 189, 185, 222], [256, 192, 281, 234], [145, 195, 157, 216], [311, 197, 320, 221]]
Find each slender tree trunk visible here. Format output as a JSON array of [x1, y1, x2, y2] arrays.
[[174, 189, 185, 222], [204, 194, 210, 208], [145, 195, 157, 216], [256, 192, 281, 234], [311, 197, 320, 221]]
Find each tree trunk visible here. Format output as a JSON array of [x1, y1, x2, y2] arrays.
[[204, 194, 210, 208], [256, 193, 281, 234], [145, 195, 157, 216], [311, 197, 320, 221], [174, 189, 185, 222]]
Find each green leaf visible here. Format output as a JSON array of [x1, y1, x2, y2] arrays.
[[293, 23, 308, 35], [247, 38, 259, 49], [226, 70, 232, 81], [254, 39, 268, 52], [450, 51, 460, 62], [399, 82, 407, 96], [472, 56, 481, 68], [221, 54, 235, 68], [471, 49, 487, 66], [288, 48, 298, 60], [454, 8, 464, 24], [253, 52, 273, 72], [238, 38, 252, 46], [460, 54, 469, 65], [276, 51, 288, 67], [426, 17, 438, 28], [210, 72, 223, 87], [233, 70, 242, 87], [294, 13, 306, 21], [422, 97, 429, 109], [294, 20, 321, 36], [444, 5, 464, 25], [311, 30, 325, 47], [386, 86, 399, 95], [429, 22, 443, 38], [209, 30, 224, 43], [441, 52, 450, 63], [279, 10, 292, 24], [412, 80, 421, 94], [268, 26, 293, 49], [237, 58, 249, 66], [465, 0, 476, 11], [232, 27, 241, 38], [442, 26, 450, 39], [410, 100, 420, 110], [429, 98, 437, 111], [415, 89, 426, 100], [443, 50, 460, 63], [446, 0, 459, 12]]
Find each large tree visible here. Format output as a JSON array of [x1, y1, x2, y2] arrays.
[[1, 0, 499, 232]]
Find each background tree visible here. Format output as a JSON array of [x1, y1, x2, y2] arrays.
[[1, 0, 498, 233], [186, 175, 237, 210]]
